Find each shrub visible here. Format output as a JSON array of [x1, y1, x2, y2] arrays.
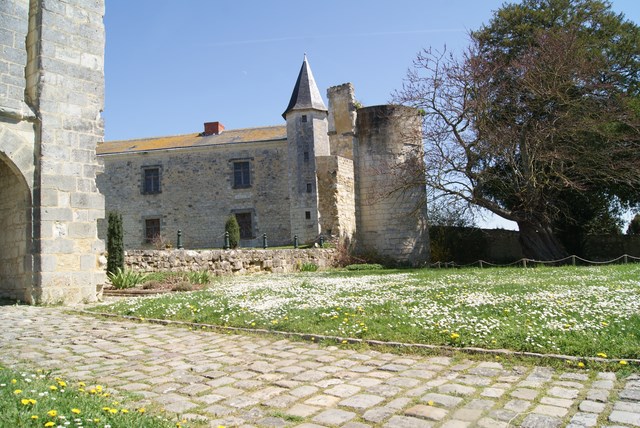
[[187, 270, 211, 285], [300, 262, 318, 272], [225, 215, 240, 248], [106, 211, 124, 276], [107, 268, 148, 289], [345, 263, 384, 271]]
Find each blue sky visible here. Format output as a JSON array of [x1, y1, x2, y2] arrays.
[[103, 0, 639, 228]]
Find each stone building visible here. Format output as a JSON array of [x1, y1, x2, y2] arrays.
[[0, 0, 106, 303], [97, 57, 430, 265]]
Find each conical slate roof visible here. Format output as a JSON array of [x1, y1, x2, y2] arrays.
[[282, 56, 327, 119]]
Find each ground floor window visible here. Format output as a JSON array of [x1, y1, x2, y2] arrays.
[[235, 212, 253, 239], [145, 218, 161, 243]]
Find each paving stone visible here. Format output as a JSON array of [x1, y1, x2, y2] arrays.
[[441, 420, 471, 428], [615, 401, 640, 412], [548, 386, 579, 399], [554, 380, 585, 389], [384, 415, 435, 428], [325, 383, 361, 397], [194, 393, 225, 404], [570, 412, 599, 427], [421, 392, 464, 408], [597, 372, 617, 381], [256, 416, 288, 427], [405, 405, 448, 421], [304, 394, 341, 407], [457, 375, 492, 386], [465, 399, 495, 410], [540, 396, 573, 408], [363, 406, 396, 423], [177, 383, 210, 396], [452, 408, 484, 421], [511, 387, 539, 400], [620, 389, 640, 401], [386, 397, 412, 410], [290, 385, 319, 398], [490, 409, 519, 422], [587, 389, 609, 402], [312, 408, 356, 425], [292, 370, 328, 382], [504, 399, 533, 412], [343, 422, 371, 428], [533, 404, 568, 417], [340, 393, 385, 409], [162, 399, 198, 413], [262, 394, 298, 408], [609, 410, 640, 426], [366, 383, 402, 397], [477, 417, 509, 428], [401, 369, 436, 379], [561, 373, 589, 381], [579, 400, 607, 413], [481, 387, 506, 398], [386, 376, 422, 388], [521, 413, 563, 428], [285, 403, 322, 418], [438, 383, 476, 396]]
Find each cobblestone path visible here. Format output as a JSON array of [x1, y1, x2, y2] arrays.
[[1, 305, 639, 427]]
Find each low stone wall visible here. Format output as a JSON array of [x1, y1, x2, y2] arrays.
[[125, 248, 338, 275]]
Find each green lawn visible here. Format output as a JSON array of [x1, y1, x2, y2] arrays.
[[0, 366, 180, 428], [91, 264, 640, 360]]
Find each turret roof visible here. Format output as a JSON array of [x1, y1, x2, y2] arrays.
[[282, 55, 327, 119]]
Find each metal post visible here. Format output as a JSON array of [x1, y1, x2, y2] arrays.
[[571, 255, 575, 266], [293, 235, 298, 249], [223, 231, 230, 250], [624, 254, 628, 264], [177, 229, 183, 249], [262, 233, 268, 249], [319, 235, 324, 248]]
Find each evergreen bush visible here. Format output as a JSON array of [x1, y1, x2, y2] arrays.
[[106, 211, 124, 276], [225, 215, 240, 249]]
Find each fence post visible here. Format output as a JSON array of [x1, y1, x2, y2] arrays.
[[624, 254, 628, 264], [177, 229, 183, 249], [571, 255, 575, 266], [523, 258, 527, 268], [223, 231, 230, 250], [293, 235, 299, 249], [262, 233, 268, 249], [479, 260, 483, 269], [319, 235, 324, 248]]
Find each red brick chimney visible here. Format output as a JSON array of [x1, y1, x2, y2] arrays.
[[203, 121, 224, 135]]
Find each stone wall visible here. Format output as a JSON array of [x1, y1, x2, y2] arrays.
[[327, 83, 356, 159], [1, 0, 106, 304], [97, 140, 293, 249], [125, 248, 338, 275], [316, 155, 355, 239], [354, 105, 429, 266]]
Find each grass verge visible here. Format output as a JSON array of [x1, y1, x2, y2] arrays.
[[91, 264, 640, 361]]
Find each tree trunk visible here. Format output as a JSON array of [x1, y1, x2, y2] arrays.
[[517, 220, 569, 261]]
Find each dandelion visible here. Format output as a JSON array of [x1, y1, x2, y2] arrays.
[[49, 385, 58, 391], [30, 415, 38, 420], [597, 353, 607, 358], [450, 333, 460, 340], [78, 382, 85, 387], [342, 340, 348, 344], [47, 410, 58, 417], [44, 422, 55, 427], [11, 379, 17, 384], [137, 408, 146, 413], [71, 408, 81, 414], [121, 409, 129, 413], [13, 389, 22, 394], [427, 400, 434, 406], [57, 380, 66, 388], [21, 398, 37, 405], [578, 362, 585, 368], [620, 360, 628, 365]]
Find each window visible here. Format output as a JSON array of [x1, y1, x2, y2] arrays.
[[142, 167, 161, 194], [235, 212, 253, 239], [305, 211, 311, 220], [145, 218, 160, 243], [301, 115, 307, 123], [233, 161, 251, 188], [306, 183, 312, 193]]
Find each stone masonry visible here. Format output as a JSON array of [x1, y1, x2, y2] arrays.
[[0, 0, 106, 304]]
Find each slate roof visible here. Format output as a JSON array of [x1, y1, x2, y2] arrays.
[[282, 56, 327, 119], [97, 125, 287, 155]]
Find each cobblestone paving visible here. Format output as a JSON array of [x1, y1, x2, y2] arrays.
[[1, 305, 639, 427]]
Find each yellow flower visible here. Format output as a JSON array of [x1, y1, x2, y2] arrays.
[[137, 408, 146, 413], [47, 410, 57, 417], [450, 333, 460, 340], [620, 360, 628, 365], [21, 398, 36, 405], [578, 362, 585, 368], [49, 385, 57, 391], [95, 385, 103, 392], [30, 415, 38, 419], [57, 380, 66, 387], [78, 382, 86, 387], [342, 340, 348, 344], [13, 389, 22, 394], [11, 379, 17, 384], [121, 409, 129, 413], [597, 353, 607, 358], [44, 423, 55, 427], [71, 408, 81, 414], [109, 408, 118, 414], [427, 400, 434, 406]]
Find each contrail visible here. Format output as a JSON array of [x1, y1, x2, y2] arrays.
[[207, 28, 466, 47]]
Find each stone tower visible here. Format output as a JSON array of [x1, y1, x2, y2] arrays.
[[354, 105, 429, 266], [283, 56, 330, 244], [0, 0, 106, 303]]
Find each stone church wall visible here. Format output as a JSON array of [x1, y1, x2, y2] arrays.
[[316, 155, 356, 239], [97, 139, 292, 249]]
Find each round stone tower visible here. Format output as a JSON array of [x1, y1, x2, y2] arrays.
[[354, 105, 429, 266]]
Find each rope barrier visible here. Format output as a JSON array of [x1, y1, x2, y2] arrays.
[[430, 254, 640, 268]]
